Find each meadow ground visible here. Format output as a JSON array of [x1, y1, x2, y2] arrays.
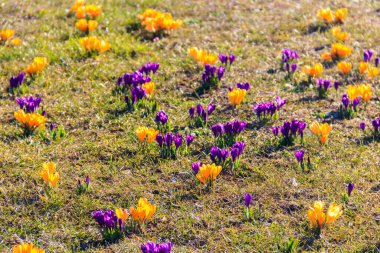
[[1, 0, 380, 252]]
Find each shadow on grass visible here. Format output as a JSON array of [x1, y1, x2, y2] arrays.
[[304, 23, 329, 35], [355, 135, 379, 146]]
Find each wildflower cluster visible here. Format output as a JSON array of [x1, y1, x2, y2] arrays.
[[339, 84, 371, 118], [209, 141, 245, 170], [141, 241, 172, 253], [272, 119, 306, 146], [138, 9, 182, 34], [189, 103, 216, 127], [211, 119, 246, 147], [0, 28, 22, 46], [307, 201, 342, 235], [317, 8, 347, 24], [253, 97, 286, 121], [25, 57, 48, 76], [188, 47, 218, 65], [309, 121, 332, 144], [281, 48, 298, 79]]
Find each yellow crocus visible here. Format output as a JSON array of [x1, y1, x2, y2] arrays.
[[136, 126, 148, 142], [142, 82, 155, 95], [115, 208, 129, 224], [320, 52, 332, 61], [359, 84, 372, 102], [347, 85, 360, 102], [76, 19, 98, 32], [79, 36, 110, 53], [309, 121, 332, 144], [302, 63, 323, 78], [331, 43, 352, 59], [0, 29, 15, 40], [317, 9, 334, 23], [69, 0, 85, 13], [337, 61, 352, 75], [76, 6, 86, 19], [12, 243, 45, 253], [359, 62, 369, 74], [326, 203, 343, 224], [331, 26, 349, 41], [334, 8, 347, 23], [85, 4, 102, 19], [130, 197, 156, 223], [196, 163, 222, 185], [138, 9, 182, 32], [40, 162, 60, 187], [25, 57, 48, 76], [14, 109, 47, 133], [367, 66, 379, 78], [10, 37, 22, 46], [188, 47, 218, 65], [228, 88, 246, 106], [146, 128, 159, 144]]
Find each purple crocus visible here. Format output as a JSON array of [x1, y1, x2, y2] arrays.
[[281, 49, 298, 62], [341, 94, 349, 109], [196, 104, 205, 116], [164, 132, 174, 147], [9, 72, 26, 89], [272, 126, 279, 137], [192, 161, 202, 174], [85, 175, 90, 185], [217, 66, 225, 80], [347, 182, 354, 196], [141, 242, 172, 253], [93, 210, 118, 229], [231, 148, 240, 162], [210, 146, 220, 162], [244, 193, 253, 208], [211, 123, 224, 137], [298, 121, 307, 138], [316, 78, 331, 91], [275, 97, 286, 110], [186, 134, 195, 146], [49, 123, 58, 131], [229, 54, 235, 65], [363, 50, 373, 62], [291, 63, 297, 72], [207, 103, 216, 115], [155, 110, 168, 125], [219, 149, 230, 162], [280, 121, 291, 137], [174, 134, 183, 149], [236, 82, 250, 90], [189, 107, 195, 118], [16, 96, 42, 113], [353, 98, 360, 109], [156, 134, 164, 146], [294, 150, 304, 163], [219, 54, 228, 64], [360, 122, 366, 131], [334, 81, 340, 90], [372, 118, 380, 132], [375, 58, 379, 67]]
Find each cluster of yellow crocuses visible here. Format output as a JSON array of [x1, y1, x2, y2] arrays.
[[130, 197, 156, 225], [331, 26, 349, 42], [0, 28, 22, 46], [317, 8, 347, 23], [188, 47, 218, 65], [14, 109, 47, 134], [138, 9, 182, 33], [136, 126, 159, 144], [307, 201, 342, 232], [40, 162, 60, 188], [358, 62, 379, 78], [70, 0, 101, 20], [79, 36, 110, 54], [309, 121, 332, 144], [228, 88, 246, 107], [24, 57, 48, 76], [302, 63, 323, 78], [12, 242, 45, 253], [347, 84, 372, 102], [196, 164, 222, 185]]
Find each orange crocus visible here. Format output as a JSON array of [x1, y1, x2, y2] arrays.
[[40, 162, 60, 187]]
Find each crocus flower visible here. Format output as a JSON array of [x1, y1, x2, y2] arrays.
[[272, 126, 279, 137], [156, 134, 164, 146], [14, 109, 46, 134], [236, 82, 250, 90], [155, 110, 168, 125], [219, 54, 228, 64], [294, 150, 304, 163], [24, 57, 47, 75], [341, 94, 349, 109], [316, 78, 331, 91], [231, 148, 240, 162], [207, 103, 216, 115], [211, 123, 224, 137], [188, 47, 217, 65], [142, 82, 155, 95], [40, 162, 59, 187], [281, 48, 298, 62], [210, 146, 220, 162], [352, 98, 360, 109], [347, 182, 354, 196], [16, 96, 42, 113], [196, 104, 205, 116], [298, 121, 307, 138], [372, 118, 380, 132], [217, 66, 225, 80], [244, 193, 253, 208], [141, 241, 172, 253], [232, 141, 246, 155], [275, 97, 286, 110], [196, 163, 222, 185], [79, 36, 110, 54], [192, 161, 202, 174], [291, 63, 297, 72], [164, 132, 174, 147], [359, 122, 365, 131], [115, 208, 129, 225], [186, 134, 195, 146], [174, 134, 183, 149], [309, 121, 332, 144], [12, 243, 45, 253], [375, 58, 379, 67], [307, 201, 342, 231], [337, 61, 352, 75], [9, 72, 26, 89], [130, 198, 156, 224], [229, 54, 235, 65], [219, 149, 230, 162], [367, 66, 379, 78], [228, 88, 246, 106], [302, 63, 323, 78], [363, 50, 373, 62], [334, 81, 340, 90], [189, 107, 195, 118]]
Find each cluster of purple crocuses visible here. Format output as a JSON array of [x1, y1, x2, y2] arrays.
[[315, 78, 332, 98], [363, 49, 379, 66], [155, 110, 169, 128], [202, 64, 225, 89], [141, 241, 172, 253], [117, 62, 159, 109], [371, 118, 380, 133], [272, 119, 306, 145], [219, 54, 235, 67], [209, 141, 245, 169], [281, 48, 298, 76], [16, 96, 43, 113], [253, 97, 286, 120], [93, 210, 123, 241], [9, 72, 26, 91], [236, 82, 250, 91], [189, 103, 216, 127], [211, 119, 247, 147], [339, 94, 360, 119], [156, 132, 194, 158]]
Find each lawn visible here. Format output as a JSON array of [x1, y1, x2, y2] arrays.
[[0, 0, 380, 252]]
